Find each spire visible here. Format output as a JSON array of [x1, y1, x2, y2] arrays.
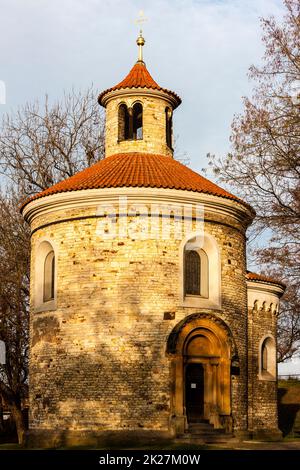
[[135, 10, 147, 64], [136, 31, 145, 64], [98, 9, 182, 110]]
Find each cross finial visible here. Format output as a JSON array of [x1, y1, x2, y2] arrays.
[[135, 10, 147, 63]]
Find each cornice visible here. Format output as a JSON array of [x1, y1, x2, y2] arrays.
[[101, 87, 180, 109], [22, 187, 254, 231], [246, 279, 285, 297]]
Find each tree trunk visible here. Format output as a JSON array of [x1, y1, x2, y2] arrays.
[[0, 401, 4, 432], [11, 403, 26, 446]]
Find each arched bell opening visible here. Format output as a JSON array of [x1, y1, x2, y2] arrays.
[[132, 102, 143, 140], [165, 106, 173, 148], [118, 102, 143, 141], [118, 103, 130, 141]]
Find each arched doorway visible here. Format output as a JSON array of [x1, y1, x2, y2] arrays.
[[167, 313, 236, 434]]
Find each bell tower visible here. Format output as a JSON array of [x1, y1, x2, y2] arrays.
[[98, 33, 181, 158]]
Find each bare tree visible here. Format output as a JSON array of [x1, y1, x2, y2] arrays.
[[277, 287, 300, 362], [0, 189, 30, 445], [0, 86, 105, 195], [0, 88, 105, 444], [207, 0, 300, 361]]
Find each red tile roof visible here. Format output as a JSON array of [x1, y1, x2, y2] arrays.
[[98, 62, 181, 107], [246, 271, 286, 288], [21, 153, 253, 211]]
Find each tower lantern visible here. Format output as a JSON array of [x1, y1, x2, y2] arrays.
[[98, 34, 181, 158]]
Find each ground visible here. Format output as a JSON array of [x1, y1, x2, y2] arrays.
[[1, 440, 300, 450]]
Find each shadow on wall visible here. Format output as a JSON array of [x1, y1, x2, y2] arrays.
[[30, 249, 172, 430], [278, 382, 300, 437], [30, 340, 170, 430]]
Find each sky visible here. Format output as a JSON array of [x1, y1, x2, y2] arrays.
[[0, 0, 287, 173], [0, 0, 298, 374]]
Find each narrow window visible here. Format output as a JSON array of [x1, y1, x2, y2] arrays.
[[44, 250, 55, 302], [132, 103, 143, 140], [118, 104, 129, 141], [184, 250, 200, 295], [165, 107, 173, 148], [262, 342, 268, 371], [261, 338, 270, 372], [260, 336, 276, 380]]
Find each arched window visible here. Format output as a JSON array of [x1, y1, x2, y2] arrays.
[[132, 102, 143, 140], [184, 247, 209, 298], [165, 107, 173, 148], [118, 104, 130, 141], [262, 343, 268, 371], [184, 251, 200, 295], [43, 250, 55, 302], [259, 336, 276, 380], [35, 240, 57, 311], [180, 234, 220, 308]]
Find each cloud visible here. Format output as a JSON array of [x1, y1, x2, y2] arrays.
[[0, 0, 286, 171]]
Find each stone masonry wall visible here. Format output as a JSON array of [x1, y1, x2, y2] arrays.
[[29, 204, 248, 435], [105, 94, 173, 158], [248, 305, 278, 434]]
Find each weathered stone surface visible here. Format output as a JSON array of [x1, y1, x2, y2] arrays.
[[247, 304, 279, 432], [29, 209, 251, 434], [105, 94, 173, 158]]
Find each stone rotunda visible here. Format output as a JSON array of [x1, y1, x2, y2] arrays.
[[21, 33, 285, 447]]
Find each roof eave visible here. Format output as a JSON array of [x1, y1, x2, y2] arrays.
[[98, 86, 181, 109], [246, 278, 286, 296]]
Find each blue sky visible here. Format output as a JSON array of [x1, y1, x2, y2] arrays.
[[1, 0, 298, 372], [0, 0, 286, 174]]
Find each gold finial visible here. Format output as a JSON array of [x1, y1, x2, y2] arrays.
[[135, 10, 147, 63]]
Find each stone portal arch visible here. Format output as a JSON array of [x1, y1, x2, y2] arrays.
[[167, 313, 236, 434]]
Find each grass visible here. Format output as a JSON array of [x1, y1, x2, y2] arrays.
[[0, 443, 22, 450], [278, 379, 300, 387]]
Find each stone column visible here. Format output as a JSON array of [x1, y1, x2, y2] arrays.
[[173, 356, 185, 434], [212, 364, 217, 406], [205, 363, 213, 420], [210, 361, 222, 428], [216, 363, 222, 410]]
